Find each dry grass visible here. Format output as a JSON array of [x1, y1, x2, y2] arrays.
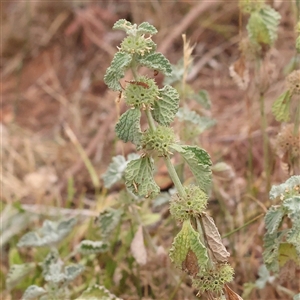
[[1, 1, 299, 299]]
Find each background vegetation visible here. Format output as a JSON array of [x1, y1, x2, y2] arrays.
[[1, 1, 299, 299]]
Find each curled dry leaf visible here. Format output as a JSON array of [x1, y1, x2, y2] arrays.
[[131, 225, 147, 265], [201, 213, 230, 262], [224, 284, 244, 300]]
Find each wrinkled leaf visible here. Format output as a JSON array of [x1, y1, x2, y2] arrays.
[[115, 108, 142, 145], [152, 85, 179, 126], [104, 52, 132, 91], [18, 218, 76, 248], [102, 154, 139, 188], [6, 263, 36, 290], [78, 240, 109, 255], [201, 213, 230, 262], [75, 284, 123, 300], [264, 206, 284, 235], [171, 144, 212, 192], [22, 285, 47, 300], [138, 52, 172, 76], [125, 157, 160, 198], [269, 176, 300, 200], [137, 22, 158, 35]]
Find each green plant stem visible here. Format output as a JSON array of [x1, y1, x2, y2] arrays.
[[259, 92, 270, 191], [145, 108, 156, 131], [222, 213, 264, 238], [164, 156, 186, 198]]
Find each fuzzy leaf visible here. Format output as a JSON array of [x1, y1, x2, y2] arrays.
[[41, 250, 59, 277], [104, 52, 132, 91], [176, 107, 216, 133], [286, 225, 300, 256], [201, 213, 230, 262], [271, 90, 292, 122], [115, 108, 142, 145], [282, 196, 300, 222], [96, 208, 123, 240], [22, 285, 47, 300], [75, 284, 123, 300], [125, 157, 160, 198], [169, 219, 208, 272], [17, 218, 76, 247], [270, 176, 300, 200], [255, 264, 271, 289], [78, 240, 109, 255], [278, 243, 300, 267], [138, 52, 172, 76], [6, 263, 36, 290], [264, 206, 284, 235], [102, 154, 139, 188], [263, 232, 283, 272], [247, 6, 281, 46], [64, 264, 85, 282], [294, 294, 300, 300], [171, 144, 212, 192], [152, 85, 179, 126], [193, 90, 212, 109], [137, 22, 158, 35], [113, 19, 133, 32]]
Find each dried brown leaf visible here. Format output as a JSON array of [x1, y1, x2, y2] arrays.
[[201, 213, 230, 262], [224, 284, 243, 300], [131, 226, 147, 265]]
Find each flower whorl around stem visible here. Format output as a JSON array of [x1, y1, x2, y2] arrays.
[[169, 185, 208, 222]]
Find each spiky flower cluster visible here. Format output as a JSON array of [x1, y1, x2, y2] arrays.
[[124, 76, 159, 108], [275, 124, 300, 159], [119, 35, 156, 56], [141, 126, 176, 156], [169, 185, 208, 221], [286, 70, 300, 95], [193, 264, 234, 294]]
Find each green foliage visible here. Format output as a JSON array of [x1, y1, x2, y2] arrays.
[[152, 85, 180, 126], [171, 144, 212, 193], [75, 284, 122, 300], [22, 285, 47, 300], [17, 218, 76, 248], [101, 154, 139, 188], [169, 219, 209, 271], [78, 240, 109, 255], [263, 176, 300, 272], [115, 108, 142, 145], [271, 90, 292, 122], [125, 156, 160, 198], [247, 5, 281, 46], [138, 52, 172, 75], [6, 263, 36, 290]]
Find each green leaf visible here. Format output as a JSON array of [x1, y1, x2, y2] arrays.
[[78, 240, 109, 255], [171, 144, 212, 192], [169, 219, 208, 271], [112, 19, 134, 35], [96, 208, 123, 240], [17, 218, 76, 248], [286, 227, 300, 257], [137, 22, 158, 35], [41, 249, 59, 277], [115, 108, 142, 145], [125, 157, 160, 198], [6, 263, 36, 290], [64, 264, 85, 282], [271, 90, 292, 122], [255, 264, 271, 289], [264, 206, 284, 235], [176, 107, 216, 133], [104, 52, 132, 91], [22, 285, 47, 300], [75, 284, 123, 300], [247, 6, 281, 46], [102, 154, 139, 188], [263, 232, 284, 272], [278, 243, 300, 267], [138, 52, 172, 76], [270, 176, 300, 200], [152, 85, 179, 126], [294, 293, 300, 300], [193, 90, 212, 109], [282, 196, 300, 222]]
